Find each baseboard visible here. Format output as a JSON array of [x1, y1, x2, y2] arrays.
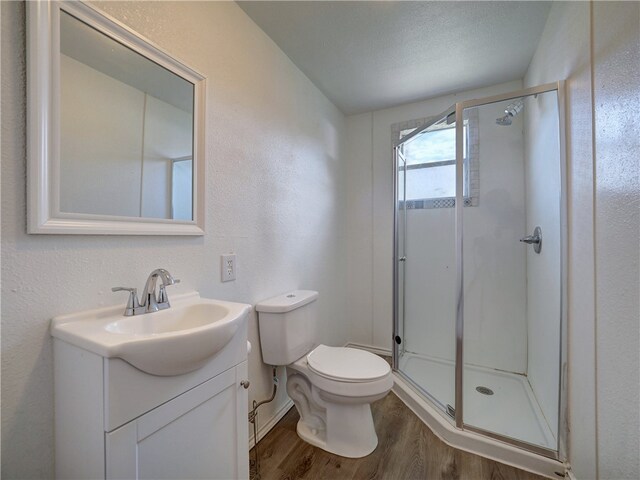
[[248, 399, 294, 451], [345, 342, 392, 357]]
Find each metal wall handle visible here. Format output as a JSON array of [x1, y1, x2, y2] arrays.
[[520, 235, 540, 244], [520, 226, 542, 253]]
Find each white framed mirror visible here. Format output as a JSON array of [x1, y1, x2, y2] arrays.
[[27, 1, 206, 235]]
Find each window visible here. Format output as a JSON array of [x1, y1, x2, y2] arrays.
[[400, 124, 464, 200], [393, 109, 479, 209]]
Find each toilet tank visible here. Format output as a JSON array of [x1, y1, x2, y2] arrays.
[[256, 290, 319, 365]]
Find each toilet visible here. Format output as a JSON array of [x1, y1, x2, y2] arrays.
[[256, 290, 392, 458]]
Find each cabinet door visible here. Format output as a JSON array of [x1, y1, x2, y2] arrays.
[[106, 363, 249, 480]]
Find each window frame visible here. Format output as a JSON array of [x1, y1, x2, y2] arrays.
[[392, 109, 479, 209]]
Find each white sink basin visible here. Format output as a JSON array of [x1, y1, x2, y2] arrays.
[[51, 292, 251, 376]]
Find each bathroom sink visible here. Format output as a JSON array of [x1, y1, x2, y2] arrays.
[[51, 292, 251, 376], [105, 303, 230, 335]]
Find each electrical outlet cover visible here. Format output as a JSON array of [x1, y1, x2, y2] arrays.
[[221, 254, 236, 282]]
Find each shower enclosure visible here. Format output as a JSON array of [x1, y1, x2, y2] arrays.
[[393, 82, 566, 459]]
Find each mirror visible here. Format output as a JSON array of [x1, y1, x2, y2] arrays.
[[28, 1, 205, 234]]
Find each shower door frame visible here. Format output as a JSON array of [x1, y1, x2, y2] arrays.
[[392, 107, 458, 415], [392, 81, 567, 461]]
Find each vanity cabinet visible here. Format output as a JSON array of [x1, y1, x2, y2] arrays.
[[105, 365, 246, 480], [53, 322, 249, 480]]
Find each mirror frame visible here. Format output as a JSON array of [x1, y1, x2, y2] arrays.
[[27, 1, 206, 235]]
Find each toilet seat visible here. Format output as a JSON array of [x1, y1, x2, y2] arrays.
[[306, 345, 390, 383]]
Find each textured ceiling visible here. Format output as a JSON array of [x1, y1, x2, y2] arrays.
[[237, 1, 551, 114]]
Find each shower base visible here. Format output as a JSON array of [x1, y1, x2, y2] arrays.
[[398, 352, 556, 450]]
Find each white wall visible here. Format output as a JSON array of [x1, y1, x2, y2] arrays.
[[525, 1, 639, 478], [522, 90, 562, 441], [1, 2, 348, 478], [346, 79, 526, 369], [592, 3, 639, 479], [345, 113, 374, 347]]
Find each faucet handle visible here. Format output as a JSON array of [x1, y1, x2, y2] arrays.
[[157, 279, 180, 305], [112, 286, 136, 292], [112, 287, 141, 316]]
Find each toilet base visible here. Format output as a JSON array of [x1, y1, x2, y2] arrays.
[[286, 370, 384, 458], [295, 402, 379, 458]]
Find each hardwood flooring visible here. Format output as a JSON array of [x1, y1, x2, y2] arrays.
[[250, 392, 548, 480]]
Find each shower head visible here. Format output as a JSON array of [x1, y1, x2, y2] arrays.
[[496, 98, 524, 126], [505, 99, 524, 117], [496, 114, 513, 126]]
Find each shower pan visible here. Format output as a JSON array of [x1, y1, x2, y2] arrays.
[[392, 82, 567, 468]]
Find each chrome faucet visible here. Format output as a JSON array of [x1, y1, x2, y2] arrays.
[[141, 269, 180, 312], [112, 268, 180, 316]]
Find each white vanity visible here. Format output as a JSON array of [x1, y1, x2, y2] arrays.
[[51, 291, 251, 480]]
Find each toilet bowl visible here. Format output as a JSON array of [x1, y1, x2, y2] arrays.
[[286, 345, 392, 457], [256, 291, 392, 458]]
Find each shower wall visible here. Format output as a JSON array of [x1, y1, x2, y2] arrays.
[[403, 105, 528, 374], [460, 104, 527, 373], [523, 92, 561, 438]]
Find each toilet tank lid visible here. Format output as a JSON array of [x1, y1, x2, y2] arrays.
[[256, 290, 318, 313]]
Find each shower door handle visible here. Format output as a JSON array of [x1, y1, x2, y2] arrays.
[[519, 235, 540, 244], [398, 256, 406, 262], [520, 226, 542, 253]]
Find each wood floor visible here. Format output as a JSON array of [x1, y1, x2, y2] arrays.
[[250, 392, 547, 480]]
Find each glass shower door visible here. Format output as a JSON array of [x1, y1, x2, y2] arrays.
[[461, 90, 562, 453], [394, 110, 458, 416], [393, 83, 565, 458]]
